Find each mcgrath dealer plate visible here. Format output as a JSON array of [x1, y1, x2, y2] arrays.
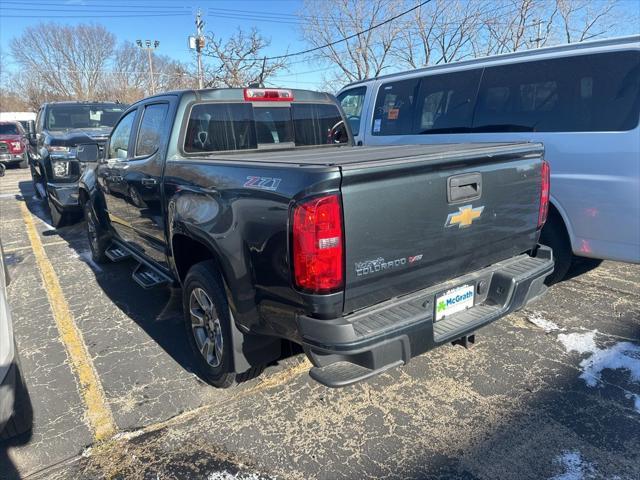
[[435, 284, 475, 321]]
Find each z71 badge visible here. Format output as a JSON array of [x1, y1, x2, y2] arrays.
[[445, 204, 484, 228], [244, 176, 282, 191]]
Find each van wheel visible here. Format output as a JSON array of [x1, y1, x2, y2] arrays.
[[183, 261, 236, 388], [84, 200, 110, 263], [540, 213, 571, 285]]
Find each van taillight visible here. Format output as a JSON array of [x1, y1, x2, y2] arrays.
[[292, 193, 344, 293], [538, 160, 550, 229]]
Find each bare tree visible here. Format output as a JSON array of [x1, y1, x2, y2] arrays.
[[104, 42, 196, 103], [556, 0, 618, 43], [10, 23, 116, 100], [202, 28, 288, 88], [393, 0, 487, 68], [301, 0, 403, 88]]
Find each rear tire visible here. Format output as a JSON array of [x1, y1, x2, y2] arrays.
[[0, 355, 33, 441], [540, 212, 572, 285], [182, 261, 237, 388], [84, 199, 110, 264]]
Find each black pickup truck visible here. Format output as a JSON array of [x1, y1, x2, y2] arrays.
[[77, 87, 553, 388], [28, 101, 127, 227]]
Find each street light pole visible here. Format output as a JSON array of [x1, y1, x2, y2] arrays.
[[136, 39, 160, 95]]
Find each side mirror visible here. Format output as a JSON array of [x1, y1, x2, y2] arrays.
[[27, 120, 36, 146], [75, 143, 100, 162]]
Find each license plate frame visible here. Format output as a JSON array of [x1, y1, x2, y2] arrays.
[[435, 284, 475, 322]]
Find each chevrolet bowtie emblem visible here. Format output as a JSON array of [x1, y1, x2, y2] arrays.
[[445, 204, 484, 228]]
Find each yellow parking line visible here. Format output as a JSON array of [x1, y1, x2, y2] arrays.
[[4, 241, 68, 253], [20, 202, 116, 441]]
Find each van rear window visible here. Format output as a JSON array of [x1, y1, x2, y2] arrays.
[[371, 51, 640, 136], [184, 102, 348, 153]]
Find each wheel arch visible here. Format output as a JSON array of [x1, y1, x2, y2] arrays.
[[171, 233, 227, 286], [548, 196, 575, 255]]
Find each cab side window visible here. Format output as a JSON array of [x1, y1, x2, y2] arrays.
[[337, 86, 366, 135], [108, 110, 136, 160], [371, 78, 420, 136], [135, 103, 169, 157]]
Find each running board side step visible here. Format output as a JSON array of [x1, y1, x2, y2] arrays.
[[132, 263, 170, 289], [309, 360, 404, 388], [105, 245, 131, 262]]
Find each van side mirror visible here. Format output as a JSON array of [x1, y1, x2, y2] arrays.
[[75, 143, 100, 162]]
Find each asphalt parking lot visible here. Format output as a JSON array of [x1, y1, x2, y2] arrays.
[[0, 166, 639, 480]]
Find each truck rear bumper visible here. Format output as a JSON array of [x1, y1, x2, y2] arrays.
[[298, 245, 554, 388]]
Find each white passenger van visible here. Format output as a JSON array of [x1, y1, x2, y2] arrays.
[[337, 35, 640, 283]]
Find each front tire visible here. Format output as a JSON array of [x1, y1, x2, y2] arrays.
[[29, 162, 44, 199], [182, 261, 237, 388], [47, 197, 68, 228], [84, 199, 110, 263]]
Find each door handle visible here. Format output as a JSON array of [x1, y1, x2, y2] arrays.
[[448, 173, 482, 203], [141, 178, 158, 186]]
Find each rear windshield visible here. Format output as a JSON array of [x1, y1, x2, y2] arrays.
[[0, 123, 20, 135], [184, 102, 348, 153], [46, 104, 126, 131]]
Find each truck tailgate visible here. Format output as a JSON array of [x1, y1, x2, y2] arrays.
[[340, 143, 544, 314]]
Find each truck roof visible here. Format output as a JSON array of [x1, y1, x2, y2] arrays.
[[42, 101, 124, 106], [195, 142, 544, 168], [135, 88, 335, 106]]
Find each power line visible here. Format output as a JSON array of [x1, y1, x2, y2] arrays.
[[0, 12, 193, 18], [203, 0, 433, 62]]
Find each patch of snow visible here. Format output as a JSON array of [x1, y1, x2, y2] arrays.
[[558, 331, 597, 355], [207, 472, 275, 480], [558, 330, 640, 412], [549, 451, 595, 480], [527, 313, 561, 333]]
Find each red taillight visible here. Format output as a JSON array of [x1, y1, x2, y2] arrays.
[[538, 160, 550, 229], [244, 88, 294, 102], [292, 193, 344, 293]]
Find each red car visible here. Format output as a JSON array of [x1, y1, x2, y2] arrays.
[[0, 121, 29, 169]]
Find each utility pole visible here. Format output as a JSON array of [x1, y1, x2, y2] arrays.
[[530, 19, 544, 48], [195, 10, 205, 89], [136, 39, 160, 94]]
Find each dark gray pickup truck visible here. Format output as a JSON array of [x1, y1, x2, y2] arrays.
[[78, 87, 553, 388]]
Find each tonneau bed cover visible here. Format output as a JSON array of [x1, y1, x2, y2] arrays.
[[190, 143, 544, 167]]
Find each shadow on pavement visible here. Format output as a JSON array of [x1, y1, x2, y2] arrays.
[[0, 361, 34, 480], [16, 181, 296, 385]]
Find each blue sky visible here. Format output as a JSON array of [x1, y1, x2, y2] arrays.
[[1, 0, 639, 92], [0, 0, 323, 88]]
